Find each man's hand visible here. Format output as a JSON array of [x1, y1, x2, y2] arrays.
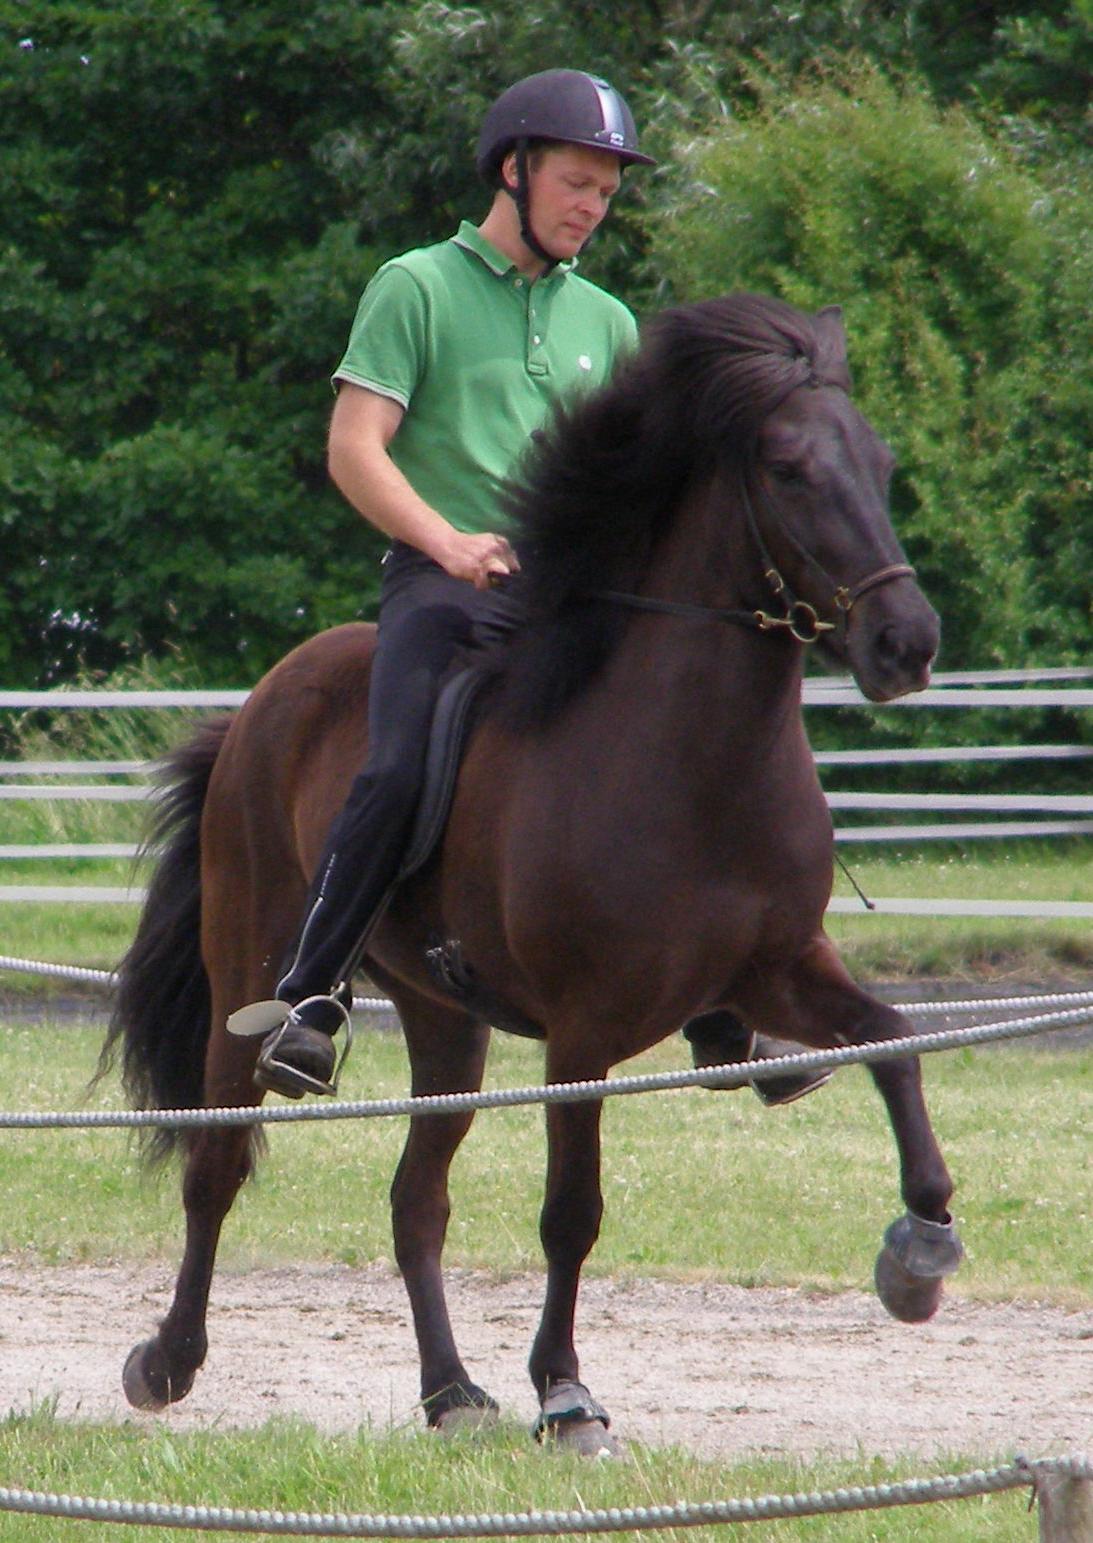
[[437, 529, 521, 590]]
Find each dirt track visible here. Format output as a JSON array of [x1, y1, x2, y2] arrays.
[[2, 1258, 1090, 1460]]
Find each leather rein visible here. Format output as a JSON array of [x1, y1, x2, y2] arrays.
[[593, 476, 914, 646]]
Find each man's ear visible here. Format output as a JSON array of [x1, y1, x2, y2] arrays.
[[499, 150, 519, 193]]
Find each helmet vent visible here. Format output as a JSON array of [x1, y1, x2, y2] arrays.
[[588, 75, 628, 147]]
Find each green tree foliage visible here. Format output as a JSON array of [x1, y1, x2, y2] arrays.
[[0, 2, 390, 684], [0, 2, 1088, 686], [977, 0, 1093, 146], [648, 65, 1092, 684]]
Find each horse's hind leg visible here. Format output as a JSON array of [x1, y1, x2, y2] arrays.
[[385, 981, 498, 1430], [742, 937, 964, 1322], [124, 938, 280, 1409], [123, 1121, 255, 1409]]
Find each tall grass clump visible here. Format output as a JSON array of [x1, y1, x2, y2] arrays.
[[0, 1405, 1039, 1541]]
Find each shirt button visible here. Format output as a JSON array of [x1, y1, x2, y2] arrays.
[[532, 335, 541, 345]]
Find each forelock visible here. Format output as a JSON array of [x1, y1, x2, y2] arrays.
[[646, 293, 850, 451]]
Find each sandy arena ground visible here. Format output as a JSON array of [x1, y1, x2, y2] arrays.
[[1, 1258, 1090, 1461]]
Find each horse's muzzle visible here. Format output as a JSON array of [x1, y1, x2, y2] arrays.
[[847, 587, 940, 703]]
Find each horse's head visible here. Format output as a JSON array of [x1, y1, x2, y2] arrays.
[[648, 295, 937, 703], [748, 308, 938, 702]]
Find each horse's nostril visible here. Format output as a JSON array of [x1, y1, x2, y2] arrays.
[[871, 622, 935, 683], [875, 625, 901, 664]]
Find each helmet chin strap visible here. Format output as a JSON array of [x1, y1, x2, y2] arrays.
[[509, 138, 560, 272]]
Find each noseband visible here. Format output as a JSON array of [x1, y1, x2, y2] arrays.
[[593, 474, 914, 646]]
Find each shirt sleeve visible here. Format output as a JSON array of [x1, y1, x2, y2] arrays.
[[331, 262, 430, 406], [614, 306, 639, 366]]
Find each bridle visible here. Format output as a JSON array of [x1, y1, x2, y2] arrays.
[[593, 464, 914, 646]]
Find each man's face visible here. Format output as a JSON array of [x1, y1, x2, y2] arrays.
[[505, 143, 623, 261]]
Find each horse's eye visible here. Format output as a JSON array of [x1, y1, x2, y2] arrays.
[[768, 462, 801, 484]]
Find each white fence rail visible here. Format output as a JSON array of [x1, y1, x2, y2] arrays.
[[2, 672, 1090, 913]]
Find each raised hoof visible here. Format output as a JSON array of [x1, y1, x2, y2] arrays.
[[748, 1032, 834, 1105], [546, 1419, 621, 1458], [122, 1339, 195, 1411], [687, 1025, 832, 1104], [874, 1212, 964, 1324], [433, 1404, 500, 1437], [874, 1247, 945, 1323]]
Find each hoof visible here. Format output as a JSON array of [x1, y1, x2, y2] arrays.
[[122, 1339, 195, 1411], [533, 1379, 616, 1456], [546, 1419, 621, 1458], [874, 1212, 964, 1324], [424, 1383, 499, 1430], [434, 1404, 500, 1437], [874, 1248, 945, 1322]]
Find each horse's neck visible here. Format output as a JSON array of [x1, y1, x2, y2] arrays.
[[625, 477, 805, 731]]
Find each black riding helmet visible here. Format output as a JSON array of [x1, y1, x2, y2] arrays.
[[476, 69, 655, 265]]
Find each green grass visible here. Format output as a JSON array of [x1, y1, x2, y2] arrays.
[[0, 1405, 1037, 1542], [1, 1018, 1088, 1305], [825, 840, 1093, 979]]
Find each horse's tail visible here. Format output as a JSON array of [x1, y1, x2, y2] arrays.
[[97, 714, 234, 1162]]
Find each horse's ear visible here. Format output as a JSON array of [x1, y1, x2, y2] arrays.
[[812, 305, 852, 390]]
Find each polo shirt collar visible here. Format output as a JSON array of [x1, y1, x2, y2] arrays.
[[452, 219, 576, 283]]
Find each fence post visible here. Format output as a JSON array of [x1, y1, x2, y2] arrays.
[[1037, 1471, 1093, 1541]]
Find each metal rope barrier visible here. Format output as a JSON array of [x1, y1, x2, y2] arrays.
[[1, 1004, 1091, 1131], [0, 955, 396, 1012], [1, 1454, 1090, 1536]]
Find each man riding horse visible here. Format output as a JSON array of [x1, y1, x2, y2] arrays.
[[241, 69, 829, 1108]]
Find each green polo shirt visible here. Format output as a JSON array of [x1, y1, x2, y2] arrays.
[[332, 221, 637, 534]]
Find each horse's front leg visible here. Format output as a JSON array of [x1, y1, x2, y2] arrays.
[[865, 1040, 965, 1322], [528, 1059, 617, 1456], [744, 937, 964, 1322]]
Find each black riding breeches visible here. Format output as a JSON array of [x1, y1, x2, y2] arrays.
[[276, 543, 526, 1004]]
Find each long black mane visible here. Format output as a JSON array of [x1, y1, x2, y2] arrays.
[[492, 291, 850, 729]]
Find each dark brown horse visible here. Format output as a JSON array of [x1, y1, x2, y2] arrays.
[[104, 293, 963, 1452]]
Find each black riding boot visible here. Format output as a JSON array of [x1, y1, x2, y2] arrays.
[[253, 982, 355, 1099], [251, 778, 418, 1100], [682, 1010, 832, 1106]]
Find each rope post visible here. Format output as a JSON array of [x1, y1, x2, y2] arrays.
[[1036, 1471, 1093, 1541]]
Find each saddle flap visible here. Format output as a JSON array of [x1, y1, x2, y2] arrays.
[[398, 665, 491, 883]]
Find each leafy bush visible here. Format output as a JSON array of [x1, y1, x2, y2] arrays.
[[647, 64, 1091, 700]]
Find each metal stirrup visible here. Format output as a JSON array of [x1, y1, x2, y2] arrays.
[[257, 993, 354, 1097]]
